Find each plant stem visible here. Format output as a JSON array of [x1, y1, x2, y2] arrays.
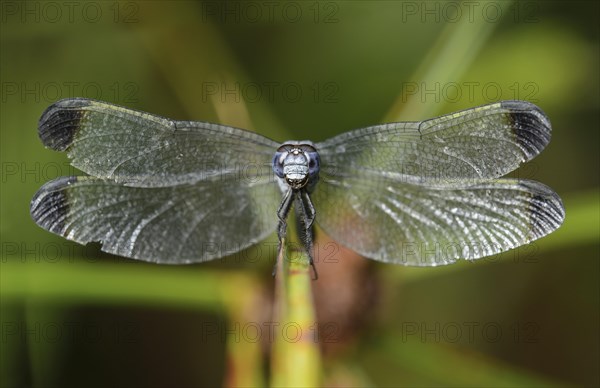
[[270, 239, 321, 387]]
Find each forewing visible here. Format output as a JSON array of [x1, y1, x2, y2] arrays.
[[39, 98, 279, 187], [30, 174, 282, 264], [316, 101, 551, 183], [312, 173, 564, 265]]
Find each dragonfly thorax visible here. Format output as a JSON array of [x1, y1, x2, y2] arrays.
[[273, 142, 320, 190]]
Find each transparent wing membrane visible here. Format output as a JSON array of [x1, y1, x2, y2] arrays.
[[316, 101, 550, 183], [313, 173, 564, 265], [30, 175, 281, 263], [38, 98, 279, 187]]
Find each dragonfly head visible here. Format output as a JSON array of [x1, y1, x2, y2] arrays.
[[273, 142, 320, 190]]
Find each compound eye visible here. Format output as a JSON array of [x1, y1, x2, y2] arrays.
[[272, 152, 285, 178], [307, 152, 320, 175]]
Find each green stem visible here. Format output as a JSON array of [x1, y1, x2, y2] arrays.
[[270, 240, 321, 387]]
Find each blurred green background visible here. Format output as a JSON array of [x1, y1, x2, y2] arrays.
[[1, 1, 598, 387]]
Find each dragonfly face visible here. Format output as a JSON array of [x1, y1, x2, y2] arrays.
[[273, 143, 320, 191]]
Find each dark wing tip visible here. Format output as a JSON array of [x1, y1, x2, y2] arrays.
[[38, 98, 92, 151], [501, 100, 552, 160], [518, 180, 565, 240], [30, 176, 77, 235]]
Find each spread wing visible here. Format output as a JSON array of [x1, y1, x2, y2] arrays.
[[30, 174, 281, 264], [313, 100, 563, 265], [32, 98, 282, 263], [312, 175, 564, 265], [316, 100, 551, 183], [38, 98, 280, 186]]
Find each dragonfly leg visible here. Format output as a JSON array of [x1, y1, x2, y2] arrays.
[[273, 188, 294, 277], [277, 188, 294, 244], [302, 190, 316, 229], [299, 191, 318, 280]]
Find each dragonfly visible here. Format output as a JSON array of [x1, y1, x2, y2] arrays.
[[31, 98, 565, 278]]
